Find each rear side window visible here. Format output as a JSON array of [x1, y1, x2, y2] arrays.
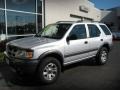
[[88, 24, 101, 38], [100, 25, 111, 35]]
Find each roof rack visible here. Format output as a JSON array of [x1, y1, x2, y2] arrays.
[[76, 20, 100, 23], [56, 20, 101, 24], [76, 20, 84, 23], [56, 21, 75, 23], [93, 21, 100, 23]]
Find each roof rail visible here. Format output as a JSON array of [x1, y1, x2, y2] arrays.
[[56, 20, 101, 24], [76, 20, 92, 23], [76, 20, 100, 23], [93, 21, 100, 23], [56, 21, 75, 23], [76, 20, 84, 23]]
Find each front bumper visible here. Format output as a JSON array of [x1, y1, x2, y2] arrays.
[[5, 54, 39, 75]]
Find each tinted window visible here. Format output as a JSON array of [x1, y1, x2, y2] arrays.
[[0, 0, 5, 8], [69, 25, 87, 40], [0, 10, 5, 34], [6, 0, 36, 12], [100, 25, 111, 35], [37, 0, 42, 13], [7, 11, 36, 35], [88, 24, 101, 38]]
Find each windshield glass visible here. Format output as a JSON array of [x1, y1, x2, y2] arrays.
[[36, 24, 71, 39]]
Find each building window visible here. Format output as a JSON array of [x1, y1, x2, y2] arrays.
[[7, 11, 36, 35], [0, 0, 5, 8], [0, 0, 44, 40], [37, 0, 42, 14], [37, 15, 42, 32], [6, 0, 36, 12], [0, 10, 5, 34]]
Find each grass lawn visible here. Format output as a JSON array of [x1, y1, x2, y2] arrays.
[[0, 52, 4, 63]]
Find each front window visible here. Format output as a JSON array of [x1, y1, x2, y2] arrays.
[[36, 24, 71, 39], [69, 24, 87, 40]]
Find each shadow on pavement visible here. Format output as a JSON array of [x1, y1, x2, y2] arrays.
[[0, 58, 98, 87]]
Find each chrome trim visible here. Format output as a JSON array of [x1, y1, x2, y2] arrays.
[[64, 55, 96, 65]]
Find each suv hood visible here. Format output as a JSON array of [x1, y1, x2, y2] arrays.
[[8, 37, 57, 49]]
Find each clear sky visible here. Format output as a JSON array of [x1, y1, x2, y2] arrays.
[[90, 0, 120, 9]]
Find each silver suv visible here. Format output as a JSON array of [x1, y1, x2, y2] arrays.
[[5, 21, 113, 84]]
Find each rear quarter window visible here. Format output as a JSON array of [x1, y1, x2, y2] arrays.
[[100, 25, 111, 35]]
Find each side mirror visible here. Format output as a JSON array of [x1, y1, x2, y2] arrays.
[[66, 36, 70, 43], [66, 34, 77, 42]]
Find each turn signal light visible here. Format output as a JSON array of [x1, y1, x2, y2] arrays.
[[26, 52, 33, 59]]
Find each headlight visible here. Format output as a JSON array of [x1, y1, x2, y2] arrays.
[[15, 49, 33, 59]]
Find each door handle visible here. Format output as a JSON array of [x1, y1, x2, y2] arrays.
[[101, 39, 103, 41], [84, 41, 88, 44]]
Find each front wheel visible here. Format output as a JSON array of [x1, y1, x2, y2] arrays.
[[96, 47, 109, 65], [37, 57, 61, 84]]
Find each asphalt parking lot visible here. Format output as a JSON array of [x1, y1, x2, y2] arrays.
[[0, 41, 120, 90]]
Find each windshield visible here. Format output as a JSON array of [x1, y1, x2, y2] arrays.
[[36, 24, 71, 39]]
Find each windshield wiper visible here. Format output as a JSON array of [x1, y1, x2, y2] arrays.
[[35, 34, 41, 37]]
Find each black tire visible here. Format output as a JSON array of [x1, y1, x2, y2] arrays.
[[37, 57, 61, 84], [96, 47, 109, 65]]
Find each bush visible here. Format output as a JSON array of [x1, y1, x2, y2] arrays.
[[0, 52, 4, 63], [0, 40, 7, 52]]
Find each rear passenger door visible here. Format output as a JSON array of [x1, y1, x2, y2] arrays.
[[87, 24, 103, 56]]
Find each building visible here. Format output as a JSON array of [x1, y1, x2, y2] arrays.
[[101, 7, 120, 32], [0, 0, 101, 42], [45, 0, 101, 25]]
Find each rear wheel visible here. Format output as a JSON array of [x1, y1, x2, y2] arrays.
[[37, 57, 61, 84], [96, 47, 108, 65]]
